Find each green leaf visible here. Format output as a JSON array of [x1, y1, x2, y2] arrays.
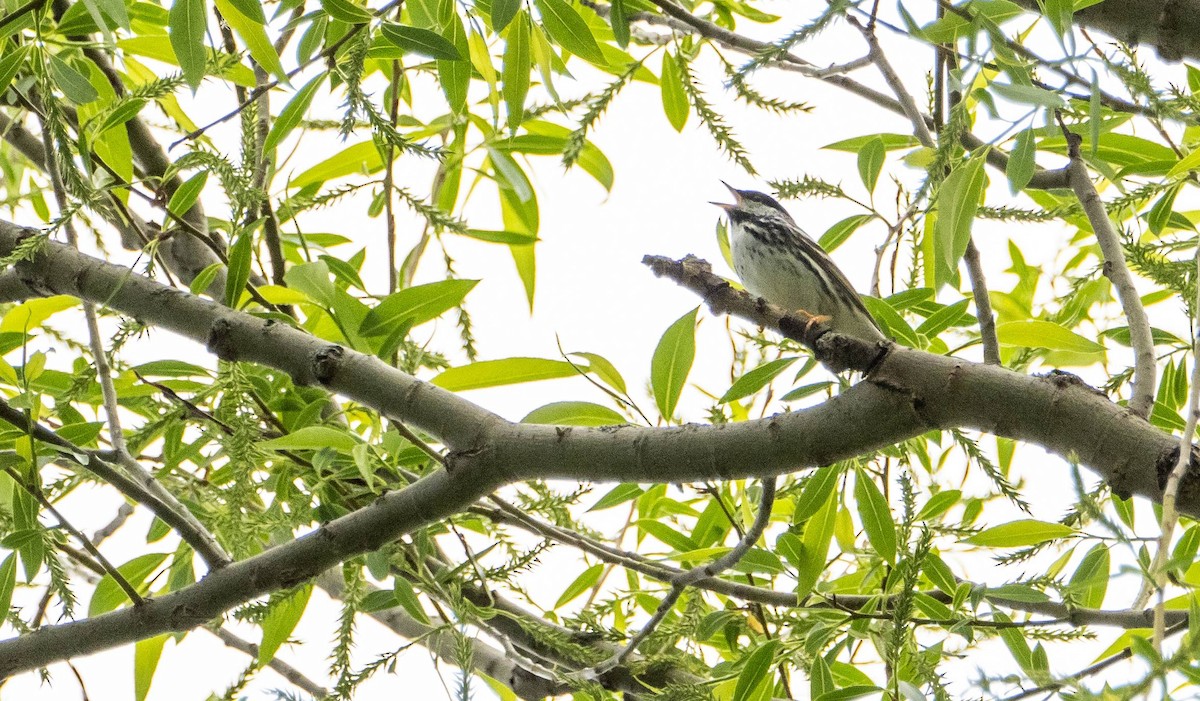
[[854, 467, 896, 564], [533, 0, 605, 64], [321, 0, 373, 23], [914, 299, 970, 339], [0, 555, 16, 620], [492, 0, 520, 31], [796, 490, 837, 599], [259, 426, 361, 452], [1148, 184, 1181, 236], [433, 357, 577, 391], [1167, 147, 1200, 179], [259, 585, 312, 666], [89, 553, 168, 616], [1172, 524, 1200, 572], [94, 0, 130, 28], [991, 81, 1068, 110], [823, 133, 920, 152], [570, 351, 627, 394], [168, 0, 207, 90], [380, 23, 463, 60], [360, 279, 479, 336], [794, 464, 841, 523], [935, 154, 987, 288], [438, 15, 470, 113], [503, 11, 531, 131], [922, 553, 957, 594], [284, 260, 335, 306], [222, 0, 264, 22], [460, 229, 537, 244], [720, 357, 798, 403], [214, 0, 287, 83], [224, 229, 253, 308], [510, 243, 536, 310], [263, 73, 327, 153], [288, 140, 384, 188], [638, 519, 697, 552], [988, 584, 1051, 604], [1068, 544, 1110, 608], [818, 214, 873, 252], [393, 577, 430, 624], [1, 295, 80, 333], [497, 126, 614, 190], [589, 483, 643, 511], [915, 490, 960, 522], [0, 45, 30, 97], [660, 51, 689, 132], [650, 307, 698, 420], [167, 170, 208, 217], [1007, 128, 1036, 193], [857, 137, 885, 195], [522, 401, 626, 426], [609, 0, 629, 47], [49, 54, 99, 104], [189, 263, 222, 296], [965, 519, 1077, 547], [134, 634, 169, 701], [861, 297, 919, 347], [554, 563, 603, 608], [733, 640, 778, 701], [995, 320, 1105, 353]]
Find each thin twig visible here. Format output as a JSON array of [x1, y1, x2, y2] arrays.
[[1146, 243, 1200, 650], [36, 112, 231, 569], [939, 38, 1001, 365], [591, 477, 777, 674], [172, 0, 404, 148], [482, 497, 1186, 628], [963, 240, 1001, 365], [1000, 620, 1188, 701], [0, 399, 230, 568], [639, 0, 1068, 189], [1059, 118, 1156, 418], [212, 627, 329, 698], [848, 16, 932, 147], [4, 467, 143, 606]]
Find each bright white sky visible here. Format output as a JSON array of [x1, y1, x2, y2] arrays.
[[7, 2, 1194, 699]]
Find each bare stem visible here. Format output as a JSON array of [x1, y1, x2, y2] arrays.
[[1060, 121, 1156, 418], [5, 467, 143, 606], [36, 114, 231, 568], [963, 240, 1001, 365], [1147, 245, 1200, 650], [592, 478, 777, 673]]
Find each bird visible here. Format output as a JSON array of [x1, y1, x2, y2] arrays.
[[712, 182, 886, 343]]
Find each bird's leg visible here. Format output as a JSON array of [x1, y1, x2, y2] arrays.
[[802, 313, 832, 333]]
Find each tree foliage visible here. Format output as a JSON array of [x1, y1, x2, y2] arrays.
[[1, 0, 1200, 699]]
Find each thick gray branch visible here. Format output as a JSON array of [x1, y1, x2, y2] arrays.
[[1010, 0, 1200, 62]]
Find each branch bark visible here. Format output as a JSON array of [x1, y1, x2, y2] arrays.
[[1061, 126, 1156, 419], [1008, 0, 1200, 62]]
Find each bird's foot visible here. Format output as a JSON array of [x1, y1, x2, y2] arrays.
[[803, 313, 831, 333]]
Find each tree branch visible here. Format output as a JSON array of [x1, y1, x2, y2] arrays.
[[1060, 122, 1156, 418]]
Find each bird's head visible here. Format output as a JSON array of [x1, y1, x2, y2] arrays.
[[711, 182, 794, 224]]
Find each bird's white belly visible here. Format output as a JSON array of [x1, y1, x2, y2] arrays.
[[731, 232, 822, 315]]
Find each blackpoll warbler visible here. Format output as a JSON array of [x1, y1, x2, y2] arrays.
[[714, 183, 886, 343]]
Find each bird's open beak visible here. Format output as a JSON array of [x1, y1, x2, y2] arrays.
[[710, 181, 742, 211]]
